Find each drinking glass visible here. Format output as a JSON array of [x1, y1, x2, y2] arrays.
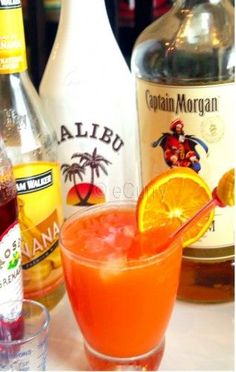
[[0, 299, 50, 371], [60, 201, 182, 370]]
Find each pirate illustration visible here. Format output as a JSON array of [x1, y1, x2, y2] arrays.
[[152, 118, 208, 173]]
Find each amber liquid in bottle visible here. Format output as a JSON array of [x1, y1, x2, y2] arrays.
[[178, 258, 234, 303], [131, 0, 234, 302]]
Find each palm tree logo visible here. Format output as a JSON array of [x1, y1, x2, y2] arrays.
[[61, 162, 85, 205], [61, 147, 111, 206]]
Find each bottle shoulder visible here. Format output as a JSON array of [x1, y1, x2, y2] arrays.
[[0, 72, 44, 109], [134, 0, 234, 46], [40, 16, 132, 93], [0, 73, 58, 164], [131, 2, 235, 84], [41, 42, 131, 90]]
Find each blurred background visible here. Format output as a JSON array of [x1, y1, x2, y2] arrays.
[[22, 0, 173, 89]]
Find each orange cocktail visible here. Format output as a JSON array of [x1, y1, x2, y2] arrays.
[[60, 202, 182, 365]]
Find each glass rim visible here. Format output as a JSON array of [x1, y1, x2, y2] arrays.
[[0, 299, 50, 346], [60, 200, 182, 269]]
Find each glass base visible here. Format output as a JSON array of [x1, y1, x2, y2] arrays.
[[84, 339, 165, 371]]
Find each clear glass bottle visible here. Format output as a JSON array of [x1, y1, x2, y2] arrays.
[[0, 0, 64, 310], [0, 135, 23, 318], [40, 0, 140, 219], [131, 0, 235, 302]]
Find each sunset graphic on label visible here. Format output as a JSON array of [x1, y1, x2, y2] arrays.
[[61, 147, 111, 207], [67, 183, 105, 206]]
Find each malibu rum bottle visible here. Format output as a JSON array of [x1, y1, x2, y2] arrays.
[[0, 0, 64, 309], [40, 0, 140, 219], [131, 0, 235, 302]]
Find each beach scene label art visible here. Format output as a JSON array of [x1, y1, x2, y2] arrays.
[[61, 147, 111, 207]]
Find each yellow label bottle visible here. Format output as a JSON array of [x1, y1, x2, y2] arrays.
[[0, 0, 64, 309], [0, 0, 27, 73], [14, 162, 63, 301]]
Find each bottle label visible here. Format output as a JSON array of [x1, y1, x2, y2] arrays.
[[58, 119, 140, 218], [0, 221, 23, 319], [136, 79, 235, 256], [0, 0, 27, 74], [13, 161, 64, 299], [43, 78, 141, 218]]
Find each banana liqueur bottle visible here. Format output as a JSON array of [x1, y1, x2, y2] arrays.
[[131, 0, 235, 302], [0, 0, 64, 309], [40, 0, 140, 219]]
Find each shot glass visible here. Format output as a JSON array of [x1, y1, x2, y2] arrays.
[[0, 299, 50, 371]]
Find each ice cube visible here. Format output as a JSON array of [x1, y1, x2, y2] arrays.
[[122, 225, 135, 238], [103, 233, 116, 245], [99, 256, 127, 281]]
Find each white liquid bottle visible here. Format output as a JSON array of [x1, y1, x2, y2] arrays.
[[40, 0, 140, 218]]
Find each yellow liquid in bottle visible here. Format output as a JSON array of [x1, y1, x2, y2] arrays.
[[14, 161, 65, 310]]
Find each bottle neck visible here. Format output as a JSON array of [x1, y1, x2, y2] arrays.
[[0, 0, 27, 74], [59, 0, 111, 33]]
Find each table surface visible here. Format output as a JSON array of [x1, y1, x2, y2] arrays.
[[47, 293, 234, 371]]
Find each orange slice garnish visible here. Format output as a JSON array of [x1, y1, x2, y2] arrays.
[[137, 167, 214, 247], [216, 168, 234, 207]]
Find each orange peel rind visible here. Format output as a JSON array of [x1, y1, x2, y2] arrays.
[[216, 168, 235, 207]]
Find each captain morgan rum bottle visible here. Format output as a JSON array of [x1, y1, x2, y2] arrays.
[[131, 0, 235, 302], [40, 0, 140, 219], [0, 0, 64, 309]]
